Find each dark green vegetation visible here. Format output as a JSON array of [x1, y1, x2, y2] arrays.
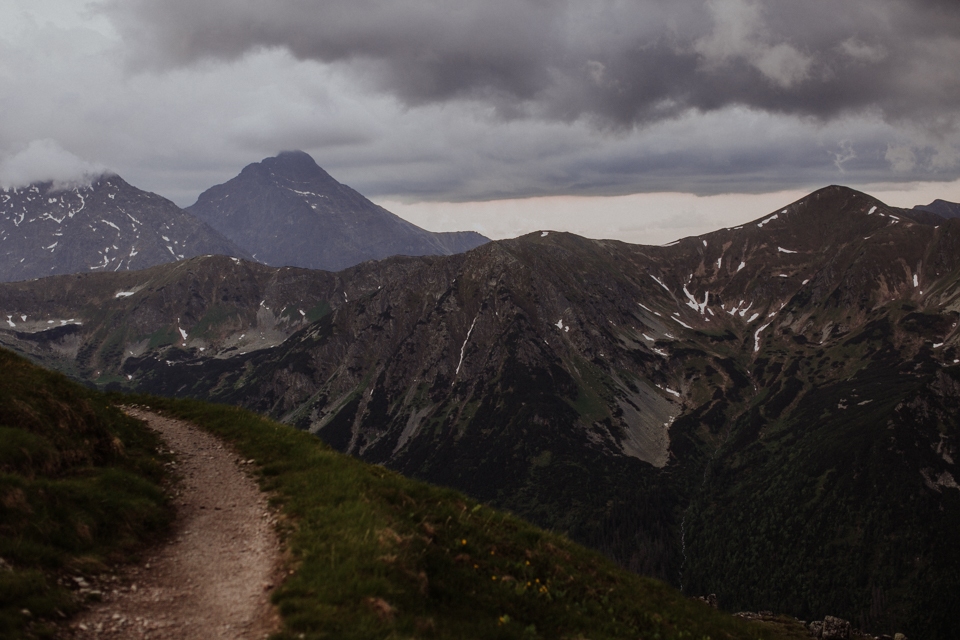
[[130, 394, 785, 640], [0, 348, 172, 639], [684, 326, 960, 638], [2, 186, 959, 638]]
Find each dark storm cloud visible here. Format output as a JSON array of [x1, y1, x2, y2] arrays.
[[104, 0, 960, 128]]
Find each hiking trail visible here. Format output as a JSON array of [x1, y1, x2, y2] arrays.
[[65, 408, 282, 639]]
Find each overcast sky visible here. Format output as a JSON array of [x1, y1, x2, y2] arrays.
[[2, 0, 960, 244]]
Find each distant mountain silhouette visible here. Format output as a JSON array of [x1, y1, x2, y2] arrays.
[[186, 151, 488, 271], [914, 198, 960, 219]]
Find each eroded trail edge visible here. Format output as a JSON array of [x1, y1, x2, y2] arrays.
[[67, 408, 282, 639]]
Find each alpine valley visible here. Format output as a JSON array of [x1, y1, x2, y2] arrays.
[[2, 185, 959, 639]]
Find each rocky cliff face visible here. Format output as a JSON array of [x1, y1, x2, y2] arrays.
[[1, 185, 958, 638], [186, 150, 488, 271], [0, 176, 248, 282]]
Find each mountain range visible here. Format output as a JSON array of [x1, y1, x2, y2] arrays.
[[0, 151, 488, 282], [1, 185, 958, 638]]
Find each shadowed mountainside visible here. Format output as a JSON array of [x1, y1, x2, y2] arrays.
[[186, 150, 488, 271]]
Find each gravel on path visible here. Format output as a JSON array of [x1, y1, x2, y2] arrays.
[[64, 408, 282, 639]]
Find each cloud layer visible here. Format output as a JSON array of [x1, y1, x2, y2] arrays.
[[0, 0, 958, 215], [106, 0, 960, 128]]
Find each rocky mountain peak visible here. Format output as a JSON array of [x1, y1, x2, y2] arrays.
[[239, 149, 338, 188], [187, 151, 488, 271], [0, 174, 247, 282]]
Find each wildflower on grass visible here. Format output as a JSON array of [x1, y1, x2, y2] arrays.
[[461, 539, 467, 545], [498, 614, 511, 626]]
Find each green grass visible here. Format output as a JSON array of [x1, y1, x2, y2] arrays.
[[0, 348, 172, 639], [127, 394, 787, 640]]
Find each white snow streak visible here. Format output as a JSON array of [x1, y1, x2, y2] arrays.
[[115, 291, 136, 298], [683, 285, 709, 314], [868, 206, 877, 215], [671, 316, 693, 329], [754, 322, 772, 352], [913, 274, 919, 288], [650, 275, 671, 292], [737, 261, 746, 272], [777, 247, 797, 254], [757, 214, 779, 228], [455, 314, 480, 376]]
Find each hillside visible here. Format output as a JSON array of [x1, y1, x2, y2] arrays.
[[0, 176, 247, 282], [1, 185, 958, 637], [129, 395, 798, 640], [0, 347, 800, 639], [0, 348, 171, 639], [186, 150, 489, 271]]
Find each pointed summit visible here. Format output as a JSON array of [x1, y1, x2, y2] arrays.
[[187, 151, 488, 272]]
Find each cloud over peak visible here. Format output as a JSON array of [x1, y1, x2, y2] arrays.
[[0, 140, 107, 190]]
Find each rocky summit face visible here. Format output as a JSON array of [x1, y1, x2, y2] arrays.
[[185, 150, 489, 271], [2, 185, 959, 639], [0, 176, 248, 282]]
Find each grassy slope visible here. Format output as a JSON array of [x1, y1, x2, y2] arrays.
[[0, 349, 172, 639], [129, 395, 790, 640]]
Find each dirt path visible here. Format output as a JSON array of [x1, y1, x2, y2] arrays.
[[65, 408, 282, 639]]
